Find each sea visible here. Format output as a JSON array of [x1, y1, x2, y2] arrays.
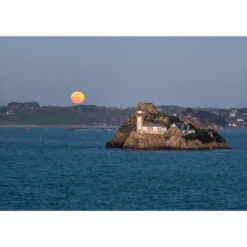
[[0, 127, 247, 210]]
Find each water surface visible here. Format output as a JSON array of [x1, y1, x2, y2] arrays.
[[0, 127, 247, 210]]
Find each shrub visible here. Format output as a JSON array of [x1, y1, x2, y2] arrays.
[[208, 129, 226, 143], [168, 115, 183, 124], [184, 133, 197, 141], [183, 128, 226, 144], [194, 129, 214, 143]]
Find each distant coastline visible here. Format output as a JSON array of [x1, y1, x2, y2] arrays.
[[1, 101, 247, 129], [1, 124, 246, 130], [0, 124, 119, 128]]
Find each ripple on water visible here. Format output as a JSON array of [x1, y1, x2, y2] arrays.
[[0, 127, 247, 210]]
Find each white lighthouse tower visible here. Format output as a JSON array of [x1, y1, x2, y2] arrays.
[[136, 110, 143, 132]]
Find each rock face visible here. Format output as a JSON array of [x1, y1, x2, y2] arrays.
[[106, 102, 230, 151]]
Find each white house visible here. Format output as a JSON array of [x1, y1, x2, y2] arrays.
[[230, 109, 238, 118], [237, 118, 244, 122], [136, 110, 167, 134], [141, 124, 167, 134], [228, 123, 238, 127], [171, 123, 195, 136]]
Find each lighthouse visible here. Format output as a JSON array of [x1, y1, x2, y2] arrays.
[[136, 110, 143, 132]]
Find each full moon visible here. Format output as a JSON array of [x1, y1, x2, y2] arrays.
[[71, 91, 85, 104]]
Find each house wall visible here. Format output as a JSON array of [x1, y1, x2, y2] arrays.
[[136, 115, 167, 134], [142, 126, 167, 134], [158, 127, 167, 134]]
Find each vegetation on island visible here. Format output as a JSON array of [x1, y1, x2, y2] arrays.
[[144, 112, 183, 128], [184, 128, 226, 144]]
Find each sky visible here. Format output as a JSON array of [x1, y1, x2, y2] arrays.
[[0, 37, 246, 108]]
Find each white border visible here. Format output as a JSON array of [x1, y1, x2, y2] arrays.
[[0, 0, 247, 36], [1, 212, 247, 247], [1, 1, 247, 246]]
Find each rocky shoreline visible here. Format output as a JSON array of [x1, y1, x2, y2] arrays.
[[106, 102, 230, 151]]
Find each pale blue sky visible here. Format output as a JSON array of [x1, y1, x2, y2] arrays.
[[0, 37, 246, 108]]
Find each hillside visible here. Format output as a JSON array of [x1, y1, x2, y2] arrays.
[[0, 102, 246, 128], [181, 110, 228, 130], [159, 105, 247, 129], [0, 102, 134, 126]]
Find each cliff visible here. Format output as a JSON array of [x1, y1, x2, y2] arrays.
[[106, 102, 230, 150]]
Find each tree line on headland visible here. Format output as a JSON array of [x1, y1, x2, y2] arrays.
[[0, 102, 246, 129]]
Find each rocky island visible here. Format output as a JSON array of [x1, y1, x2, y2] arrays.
[[106, 103, 230, 150]]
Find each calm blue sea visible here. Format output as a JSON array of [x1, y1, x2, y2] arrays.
[[0, 127, 247, 210]]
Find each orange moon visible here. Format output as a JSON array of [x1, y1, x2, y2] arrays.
[[71, 91, 85, 104]]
